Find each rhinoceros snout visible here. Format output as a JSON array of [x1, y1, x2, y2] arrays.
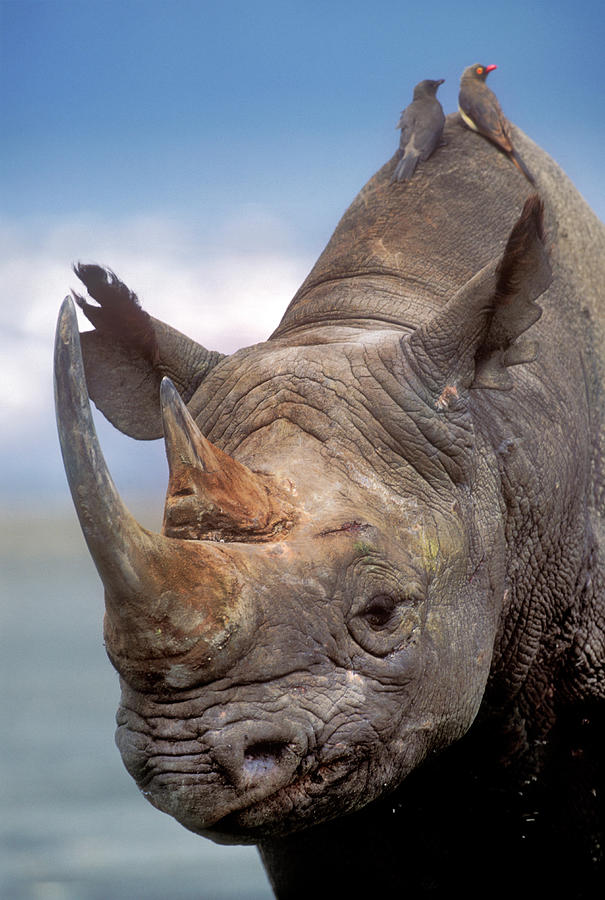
[[209, 721, 307, 793]]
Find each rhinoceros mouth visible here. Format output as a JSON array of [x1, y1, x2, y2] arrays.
[[141, 752, 363, 841], [201, 754, 363, 840]]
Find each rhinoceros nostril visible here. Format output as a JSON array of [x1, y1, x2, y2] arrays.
[[210, 725, 304, 790], [242, 741, 289, 780]]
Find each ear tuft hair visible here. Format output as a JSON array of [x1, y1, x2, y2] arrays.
[[72, 263, 160, 366]]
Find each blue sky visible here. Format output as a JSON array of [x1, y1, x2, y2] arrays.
[[4, 0, 605, 226], [2, 0, 604, 510]]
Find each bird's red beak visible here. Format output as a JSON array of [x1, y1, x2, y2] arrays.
[[485, 64, 498, 72]]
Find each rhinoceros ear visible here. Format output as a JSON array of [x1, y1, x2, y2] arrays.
[[72, 264, 226, 439], [409, 195, 551, 398]]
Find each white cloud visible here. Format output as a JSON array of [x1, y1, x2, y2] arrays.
[[0, 212, 312, 439]]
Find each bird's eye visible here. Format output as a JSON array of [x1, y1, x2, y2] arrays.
[[476, 66, 484, 74]]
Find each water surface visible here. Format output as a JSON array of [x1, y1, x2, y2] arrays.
[[1, 512, 272, 900]]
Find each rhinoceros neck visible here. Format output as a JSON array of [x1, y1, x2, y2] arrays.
[[272, 115, 536, 339], [270, 272, 444, 337]]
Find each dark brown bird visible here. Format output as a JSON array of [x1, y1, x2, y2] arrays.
[[458, 63, 535, 184], [391, 79, 445, 183]]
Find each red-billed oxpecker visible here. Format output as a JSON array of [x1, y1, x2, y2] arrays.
[[458, 63, 535, 184]]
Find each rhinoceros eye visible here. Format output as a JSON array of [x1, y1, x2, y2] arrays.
[[360, 594, 396, 629], [348, 588, 423, 657]]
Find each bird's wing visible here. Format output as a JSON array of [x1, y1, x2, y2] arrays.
[[463, 87, 514, 153], [414, 105, 445, 160], [397, 106, 417, 150]]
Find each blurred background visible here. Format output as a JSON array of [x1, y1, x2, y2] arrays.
[[1, 1, 604, 897]]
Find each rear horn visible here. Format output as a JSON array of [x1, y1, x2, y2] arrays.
[[160, 376, 295, 541]]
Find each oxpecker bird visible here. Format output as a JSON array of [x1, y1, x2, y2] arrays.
[[458, 63, 535, 184], [391, 79, 445, 184]]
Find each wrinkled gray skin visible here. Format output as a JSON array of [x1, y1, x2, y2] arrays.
[[55, 115, 604, 896]]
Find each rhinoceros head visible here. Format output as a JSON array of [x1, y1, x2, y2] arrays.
[[54, 195, 550, 841]]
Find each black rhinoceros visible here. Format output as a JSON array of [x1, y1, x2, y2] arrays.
[[54, 114, 604, 898]]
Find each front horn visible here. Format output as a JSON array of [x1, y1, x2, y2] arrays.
[[54, 297, 248, 687], [54, 296, 160, 602]]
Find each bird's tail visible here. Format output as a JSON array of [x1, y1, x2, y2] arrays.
[[510, 148, 535, 185], [391, 151, 420, 183]]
